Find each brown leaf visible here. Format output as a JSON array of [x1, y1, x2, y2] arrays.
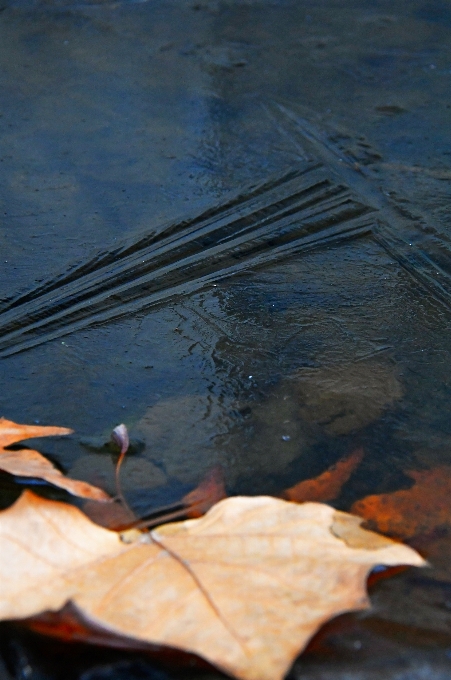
[[81, 499, 137, 530], [0, 418, 110, 501], [182, 465, 227, 518], [82, 466, 226, 532], [351, 465, 451, 541], [282, 448, 363, 503], [0, 491, 424, 680]]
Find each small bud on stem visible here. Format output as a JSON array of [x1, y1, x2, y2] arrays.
[[111, 423, 130, 509]]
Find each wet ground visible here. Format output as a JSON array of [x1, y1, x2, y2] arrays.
[[1, 0, 451, 677]]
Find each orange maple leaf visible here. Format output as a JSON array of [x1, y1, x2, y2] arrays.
[[351, 465, 451, 541], [0, 491, 424, 680], [0, 417, 110, 501], [282, 448, 364, 503]]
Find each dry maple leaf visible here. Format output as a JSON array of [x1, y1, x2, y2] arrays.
[[282, 448, 363, 503], [0, 491, 424, 680], [0, 418, 110, 501]]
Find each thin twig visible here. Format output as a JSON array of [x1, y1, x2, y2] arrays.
[[111, 424, 131, 513]]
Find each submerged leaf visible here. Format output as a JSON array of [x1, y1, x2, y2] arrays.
[[351, 465, 451, 540], [350, 465, 451, 580], [0, 491, 424, 680], [0, 418, 110, 501], [282, 448, 363, 503], [182, 465, 227, 518]]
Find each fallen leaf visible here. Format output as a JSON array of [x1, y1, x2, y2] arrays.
[[351, 465, 451, 540], [182, 465, 227, 518], [0, 418, 110, 501], [82, 466, 227, 531], [282, 448, 363, 503], [81, 498, 137, 531], [0, 491, 424, 680]]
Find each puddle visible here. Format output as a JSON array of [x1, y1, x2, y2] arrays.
[[1, 0, 451, 677]]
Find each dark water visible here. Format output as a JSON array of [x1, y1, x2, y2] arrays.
[[1, 0, 451, 677]]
